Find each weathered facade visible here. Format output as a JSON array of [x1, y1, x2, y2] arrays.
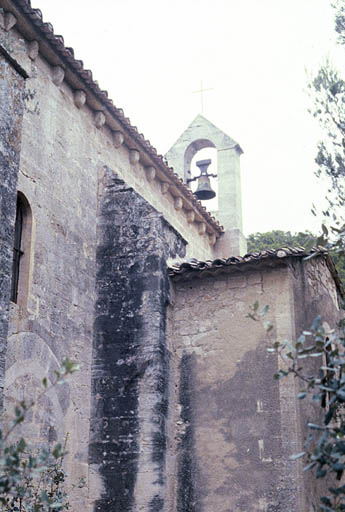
[[89, 169, 186, 511], [0, 43, 26, 410], [168, 250, 342, 511], [0, 1, 343, 511]]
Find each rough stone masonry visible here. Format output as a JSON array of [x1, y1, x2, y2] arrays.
[[167, 253, 342, 511], [0, 47, 26, 410], [90, 168, 185, 511], [0, 2, 343, 511]]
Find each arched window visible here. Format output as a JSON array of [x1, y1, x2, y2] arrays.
[[10, 193, 32, 306]]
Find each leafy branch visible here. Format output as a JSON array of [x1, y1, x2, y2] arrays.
[[0, 358, 79, 511]]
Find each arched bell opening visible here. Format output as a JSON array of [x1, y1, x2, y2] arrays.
[[184, 138, 216, 183], [165, 114, 246, 254], [189, 147, 218, 212]]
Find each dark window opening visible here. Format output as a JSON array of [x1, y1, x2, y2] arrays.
[[10, 193, 32, 307], [10, 197, 25, 303]]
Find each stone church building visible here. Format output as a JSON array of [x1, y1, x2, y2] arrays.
[[0, 1, 343, 510]]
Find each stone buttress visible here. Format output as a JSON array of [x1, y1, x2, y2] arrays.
[[89, 167, 186, 511]]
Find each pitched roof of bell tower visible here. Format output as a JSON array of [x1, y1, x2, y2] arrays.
[[166, 115, 243, 175]]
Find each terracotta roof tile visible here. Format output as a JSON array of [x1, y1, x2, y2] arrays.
[[168, 246, 344, 297], [11, 0, 223, 234]]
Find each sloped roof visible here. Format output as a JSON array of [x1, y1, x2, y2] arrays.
[[168, 246, 344, 297], [166, 114, 243, 156], [4, 0, 223, 234]]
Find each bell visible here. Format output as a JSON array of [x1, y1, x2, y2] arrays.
[[194, 159, 216, 201], [195, 175, 216, 200]]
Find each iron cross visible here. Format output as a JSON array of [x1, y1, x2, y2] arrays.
[[193, 80, 213, 114]]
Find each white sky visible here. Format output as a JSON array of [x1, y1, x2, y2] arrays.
[[32, 0, 343, 236]]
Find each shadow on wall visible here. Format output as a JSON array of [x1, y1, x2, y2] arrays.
[[177, 343, 299, 512]]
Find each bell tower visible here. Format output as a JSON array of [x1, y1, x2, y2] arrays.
[[165, 114, 247, 256]]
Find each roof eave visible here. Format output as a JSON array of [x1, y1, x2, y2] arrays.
[[2, 0, 224, 235]]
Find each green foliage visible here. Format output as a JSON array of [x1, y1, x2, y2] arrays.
[[309, 1, 345, 228], [307, 1, 345, 297], [0, 359, 79, 511], [247, 230, 316, 253], [329, 248, 345, 288], [246, 3, 345, 510], [247, 230, 345, 287], [333, 0, 345, 46], [310, 61, 345, 214]]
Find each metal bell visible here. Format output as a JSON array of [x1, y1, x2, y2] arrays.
[[194, 159, 216, 201]]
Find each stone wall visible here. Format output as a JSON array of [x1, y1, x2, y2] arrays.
[[167, 257, 341, 511], [1, 5, 342, 512], [0, 49, 25, 410], [0, 18, 218, 262], [0, 26, 100, 510], [291, 257, 342, 511], [89, 168, 186, 511], [0, 11, 216, 510]]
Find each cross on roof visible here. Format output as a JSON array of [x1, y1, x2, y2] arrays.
[[192, 80, 213, 114]]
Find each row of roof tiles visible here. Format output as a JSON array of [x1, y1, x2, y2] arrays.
[[12, 0, 223, 234], [168, 246, 343, 295]]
